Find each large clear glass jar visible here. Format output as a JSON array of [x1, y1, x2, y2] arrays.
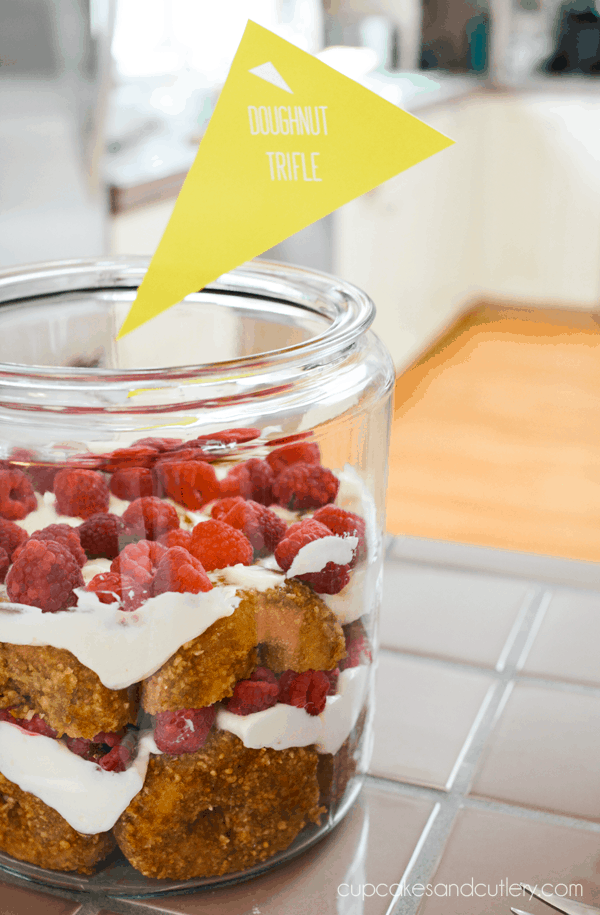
[[0, 257, 394, 895]]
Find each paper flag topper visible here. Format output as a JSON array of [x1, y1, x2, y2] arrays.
[[117, 20, 453, 338]]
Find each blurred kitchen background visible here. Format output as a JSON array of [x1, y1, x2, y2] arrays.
[[2, 0, 600, 560]]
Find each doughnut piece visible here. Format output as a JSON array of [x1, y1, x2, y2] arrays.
[[142, 599, 257, 714], [0, 771, 114, 874], [254, 579, 346, 674], [0, 643, 138, 739], [114, 730, 322, 879]]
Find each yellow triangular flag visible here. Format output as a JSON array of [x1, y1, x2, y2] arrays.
[[118, 21, 453, 338]]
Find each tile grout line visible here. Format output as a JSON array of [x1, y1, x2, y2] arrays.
[[385, 567, 558, 915]]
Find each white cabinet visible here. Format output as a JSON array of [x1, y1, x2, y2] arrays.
[[335, 89, 600, 371]]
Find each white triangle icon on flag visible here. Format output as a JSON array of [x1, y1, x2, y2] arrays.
[[248, 61, 293, 94]]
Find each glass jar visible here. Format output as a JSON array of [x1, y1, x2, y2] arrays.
[[0, 257, 394, 895]]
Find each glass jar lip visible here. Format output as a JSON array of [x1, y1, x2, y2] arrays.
[[0, 256, 375, 383]]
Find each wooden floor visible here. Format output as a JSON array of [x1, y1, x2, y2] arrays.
[[386, 304, 600, 563]]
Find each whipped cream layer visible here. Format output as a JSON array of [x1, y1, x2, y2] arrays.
[[217, 664, 369, 756], [0, 724, 159, 834], [18, 492, 130, 535], [0, 587, 240, 690]]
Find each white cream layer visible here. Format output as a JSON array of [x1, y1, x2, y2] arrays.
[[18, 492, 130, 535], [0, 725, 159, 834], [217, 665, 369, 756], [0, 587, 240, 690], [285, 535, 358, 578]]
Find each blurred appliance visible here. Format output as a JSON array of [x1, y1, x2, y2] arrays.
[[0, 0, 115, 267]]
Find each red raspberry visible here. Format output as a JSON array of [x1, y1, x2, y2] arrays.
[[110, 467, 154, 501], [132, 437, 183, 453], [0, 547, 8, 584], [20, 524, 86, 568], [78, 512, 126, 560], [9, 713, 58, 739], [266, 442, 321, 476], [158, 529, 192, 551], [101, 446, 159, 472], [122, 496, 179, 540], [153, 546, 213, 595], [278, 670, 330, 716], [99, 744, 132, 772], [53, 469, 109, 519], [340, 627, 372, 670], [212, 498, 286, 555], [8, 450, 59, 494], [220, 458, 274, 505], [154, 707, 216, 755], [272, 463, 339, 511], [274, 519, 331, 572], [324, 668, 339, 695], [192, 428, 260, 446], [0, 517, 28, 560], [313, 505, 366, 565], [86, 572, 148, 611], [66, 737, 95, 760], [155, 460, 220, 510], [94, 730, 122, 747], [0, 469, 36, 520], [6, 539, 83, 612], [250, 667, 278, 686], [189, 520, 253, 572], [226, 678, 279, 715], [111, 540, 166, 589], [275, 519, 350, 594]]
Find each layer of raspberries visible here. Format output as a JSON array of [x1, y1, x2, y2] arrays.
[[225, 666, 338, 717], [0, 433, 366, 613]]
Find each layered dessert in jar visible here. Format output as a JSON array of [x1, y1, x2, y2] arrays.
[[0, 429, 375, 880]]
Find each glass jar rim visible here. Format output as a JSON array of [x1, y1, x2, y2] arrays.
[[0, 256, 375, 384]]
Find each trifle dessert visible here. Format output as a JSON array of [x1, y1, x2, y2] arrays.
[[0, 430, 374, 880]]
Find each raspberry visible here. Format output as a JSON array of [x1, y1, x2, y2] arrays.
[[21, 524, 86, 568], [278, 670, 330, 716], [9, 713, 58, 738], [220, 458, 274, 505], [153, 547, 213, 595], [298, 563, 350, 595], [94, 730, 123, 747], [6, 539, 83, 612], [154, 707, 216, 755], [155, 460, 220, 510], [226, 678, 279, 715], [122, 496, 179, 540], [192, 428, 260, 446], [313, 505, 366, 565], [132, 437, 183, 453], [0, 469, 36, 520], [86, 572, 148, 611], [250, 667, 278, 686], [0, 548, 8, 583], [102, 446, 159, 472], [8, 450, 59, 494], [111, 540, 166, 589], [212, 498, 286, 555], [189, 520, 253, 572], [324, 668, 339, 695], [0, 517, 28, 560], [78, 512, 126, 560], [340, 625, 372, 670], [65, 737, 95, 759], [53, 469, 109, 519], [158, 529, 192, 551], [110, 467, 155, 501], [99, 744, 132, 772], [274, 519, 331, 572], [272, 463, 339, 511], [266, 442, 321, 476]]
